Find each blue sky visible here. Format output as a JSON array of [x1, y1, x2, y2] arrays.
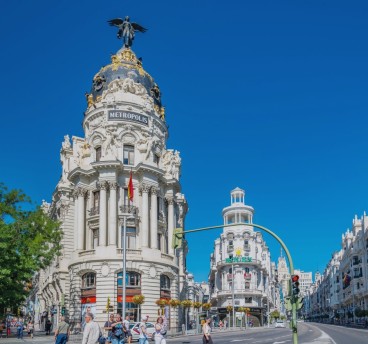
[[1, 1, 368, 282]]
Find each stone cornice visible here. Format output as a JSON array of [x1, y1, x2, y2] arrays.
[[91, 160, 123, 170], [68, 167, 96, 181]]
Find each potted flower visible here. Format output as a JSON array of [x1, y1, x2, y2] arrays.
[[132, 295, 145, 321], [169, 299, 181, 308]]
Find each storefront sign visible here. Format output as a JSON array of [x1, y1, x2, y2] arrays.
[[108, 110, 148, 126], [225, 257, 253, 263]]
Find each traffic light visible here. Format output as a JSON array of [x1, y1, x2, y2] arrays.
[[285, 297, 292, 311], [291, 275, 300, 296], [61, 307, 66, 316], [106, 297, 111, 312], [172, 228, 183, 249]]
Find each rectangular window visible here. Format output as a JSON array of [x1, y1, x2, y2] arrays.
[[126, 227, 136, 249], [95, 147, 102, 162], [123, 145, 134, 165], [157, 234, 162, 250], [93, 191, 100, 208]]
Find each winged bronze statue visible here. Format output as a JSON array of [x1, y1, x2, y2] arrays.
[[108, 16, 147, 48]]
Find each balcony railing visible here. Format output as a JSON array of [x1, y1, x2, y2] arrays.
[[120, 205, 137, 216], [89, 206, 100, 216]]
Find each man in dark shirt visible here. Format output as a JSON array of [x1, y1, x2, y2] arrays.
[[104, 314, 114, 343]]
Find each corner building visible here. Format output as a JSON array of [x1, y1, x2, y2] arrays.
[[36, 44, 188, 331], [208, 188, 276, 326]]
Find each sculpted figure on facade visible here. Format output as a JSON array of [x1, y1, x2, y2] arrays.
[[62, 135, 71, 150], [103, 127, 119, 159], [60, 151, 70, 184], [162, 150, 181, 179]]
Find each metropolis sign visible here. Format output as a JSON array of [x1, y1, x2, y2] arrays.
[[225, 257, 253, 263], [108, 110, 148, 126]]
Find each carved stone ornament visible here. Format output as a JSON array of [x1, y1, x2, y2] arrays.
[[162, 150, 181, 180], [151, 186, 158, 195], [101, 262, 110, 277], [149, 266, 157, 278], [97, 181, 108, 190], [109, 181, 119, 190], [62, 135, 71, 150], [139, 183, 151, 194], [165, 196, 174, 205], [75, 187, 87, 197]]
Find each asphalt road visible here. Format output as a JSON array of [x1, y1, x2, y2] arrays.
[[1, 323, 367, 344]]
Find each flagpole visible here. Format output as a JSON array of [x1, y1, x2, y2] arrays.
[[122, 215, 127, 318]]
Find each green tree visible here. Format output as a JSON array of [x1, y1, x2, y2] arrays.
[[0, 183, 62, 309], [270, 310, 281, 320]]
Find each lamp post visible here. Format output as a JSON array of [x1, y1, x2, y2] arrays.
[[231, 264, 239, 329]]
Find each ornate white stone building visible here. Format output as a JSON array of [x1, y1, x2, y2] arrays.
[[306, 213, 368, 323], [34, 40, 188, 332], [208, 188, 277, 326]]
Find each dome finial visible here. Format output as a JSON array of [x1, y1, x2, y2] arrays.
[[108, 16, 147, 48]]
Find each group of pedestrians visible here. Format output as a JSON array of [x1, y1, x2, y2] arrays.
[[104, 313, 132, 344]]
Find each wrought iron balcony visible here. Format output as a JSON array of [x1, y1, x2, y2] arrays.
[[119, 205, 137, 216], [89, 206, 100, 216]]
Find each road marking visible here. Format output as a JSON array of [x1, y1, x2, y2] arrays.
[[230, 339, 254, 342]]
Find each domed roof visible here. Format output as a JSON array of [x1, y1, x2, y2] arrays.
[[90, 47, 162, 107]]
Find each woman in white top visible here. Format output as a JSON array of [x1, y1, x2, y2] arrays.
[[154, 317, 167, 344], [202, 318, 213, 344]]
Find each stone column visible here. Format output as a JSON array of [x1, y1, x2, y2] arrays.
[[166, 196, 174, 255], [108, 182, 118, 246], [150, 187, 158, 249], [76, 187, 86, 250], [140, 183, 150, 248], [99, 181, 108, 246], [73, 192, 78, 251]]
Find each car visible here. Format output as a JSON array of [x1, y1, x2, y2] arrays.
[[275, 320, 285, 328], [129, 322, 156, 341]]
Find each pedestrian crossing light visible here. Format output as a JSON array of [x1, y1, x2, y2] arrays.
[[61, 307, 66, 316], [291, 275, 300, 296], [172, 228, 183, 249]]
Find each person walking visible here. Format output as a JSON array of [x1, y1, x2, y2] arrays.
[[122, 315, 132, 344], [104, 314, 114, 343], [16, 318, 24, 339], [110, 314, 124, 344], [202, 318, 213, 344], [27, 321, 34, 339], [54, 316, 70, 344], [45, 319, 52, 335], [82, 313, 100, 344], [154, 317, 167, 344], [138, 316, 149, 344]]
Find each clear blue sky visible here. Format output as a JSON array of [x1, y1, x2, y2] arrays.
[[1, 1, 368, 282]]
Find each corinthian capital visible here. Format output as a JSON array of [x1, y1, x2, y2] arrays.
[[97, 181, 108, 190], [151, 186, 158, 195], [74, 187, 87, 198], [139, 183, 151, 194], [108, 181, 119, 190], [165, 196, 174, 205]]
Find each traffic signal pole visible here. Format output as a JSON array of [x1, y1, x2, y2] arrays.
[[174, 222, 298, 344]]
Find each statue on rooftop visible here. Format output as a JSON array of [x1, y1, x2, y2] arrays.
[[108, 16, 147, 47]]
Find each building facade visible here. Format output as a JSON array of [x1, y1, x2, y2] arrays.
[[33, 38, 188, 332], [306, 213, 368, 323], [208, 188, 277, 326]]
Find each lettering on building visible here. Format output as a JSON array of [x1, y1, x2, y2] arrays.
[[108, 110, 148, 125]]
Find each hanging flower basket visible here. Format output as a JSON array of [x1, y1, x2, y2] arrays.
[[181, 300, 193, 308], [193, 302, 202, 309], [132, 295, 145, 305], [237, 307, 245, 313], [226, 306, 233, 313], [156, 299, 169, 308], [169, 299, 181, 308], [202, 303, 212, 311]]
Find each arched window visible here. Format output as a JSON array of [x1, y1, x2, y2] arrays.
[[82, 273, 96, 289], [117, 271, 141, 287], [160, 275, 171, 298], [95, 147, 102, 162]]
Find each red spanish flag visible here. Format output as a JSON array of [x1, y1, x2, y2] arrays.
[[128, 171, 134, 201]]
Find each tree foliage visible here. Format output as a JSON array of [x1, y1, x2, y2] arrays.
[[270, 310, 281, 320], [0, 183, 62, 308]]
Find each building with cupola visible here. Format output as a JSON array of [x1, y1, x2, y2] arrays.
[[32, 21, 188, 333], [208, 188, 278, 326]]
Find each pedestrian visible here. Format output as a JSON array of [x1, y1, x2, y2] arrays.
[[122, 315, 132, 344], [82, 313, 100, 344], [45, 319, 52, 335], [111, 314, 124, 344], [223, 319, 227, 330], [27, 321, 34, 339], [154, 317, 167, 344], [219, 320, 223, 331], [202, 317, 213, 344], [139, 316, 149, 344], [54, 316, 70, 344], [16, 318, 24, 339], [104, 314, 114, 343]]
